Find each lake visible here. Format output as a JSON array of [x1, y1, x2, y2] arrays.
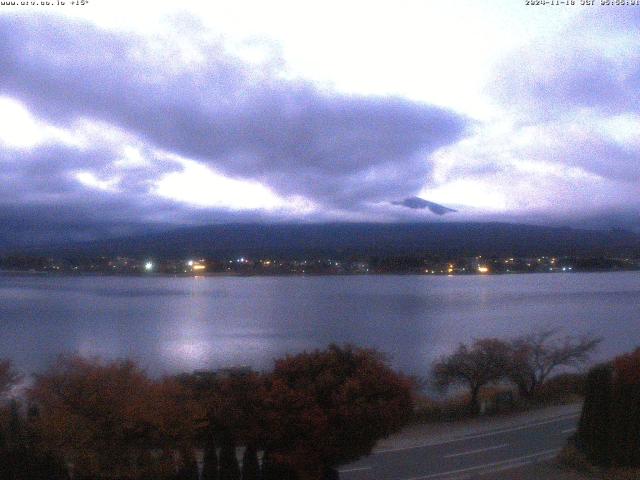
[[1, 272, 639, 377]]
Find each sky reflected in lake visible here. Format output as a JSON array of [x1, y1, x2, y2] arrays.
[[1, 272, 639, 377]]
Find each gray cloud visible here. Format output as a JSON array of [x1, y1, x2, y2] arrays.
[[560, 137, 640, 182], [2, 10, 638, 245], [496, 51, 638, 118], [495, 10, 640, 118], [483, 8, 640, 229], [0, 142, 185, 247]]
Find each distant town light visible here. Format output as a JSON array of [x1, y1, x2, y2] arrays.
[[187, 260, 194, 266], [144, 261, 154, 271], [478, 266, 489, 274]]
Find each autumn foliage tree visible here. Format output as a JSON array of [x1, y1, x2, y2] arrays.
[[432, 330, 600, 413], [507, 329, 600, 399], [262, 344, 414, 480], [432, 338, 511, 413], [28, 356, 195, 480], [151, 377, 202, 477]]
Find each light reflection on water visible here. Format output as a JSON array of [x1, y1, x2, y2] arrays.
[[0, 272, 639, 376]]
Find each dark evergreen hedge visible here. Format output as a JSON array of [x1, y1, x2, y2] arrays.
[[218, 441, 240, 480], [576, 363, 613, 466], [576, 350, 640, 468], [201, 442, 218, 480], [241, 445, 259, 480]]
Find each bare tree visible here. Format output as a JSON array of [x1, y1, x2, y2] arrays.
[[0, 359, 21, 399], [432, 338, 511, 413], [507, 328, 601, 399]]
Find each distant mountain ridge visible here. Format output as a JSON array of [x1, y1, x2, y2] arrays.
[[18, 222, 640, 259]]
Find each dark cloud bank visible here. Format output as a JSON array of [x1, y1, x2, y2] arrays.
[[0, 14, 469, 245], [0, 11, 639, 247]]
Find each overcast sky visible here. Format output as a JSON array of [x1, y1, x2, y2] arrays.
[[1, 1, 639, 245]]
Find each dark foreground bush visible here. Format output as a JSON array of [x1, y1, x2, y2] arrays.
[[413, 393, 475, 423], [558, 444, 640, 480], [558, 444, 593, 473], [0, 344, 412, 480], [576, 348, 640, 468], [262, 344, 414, 479], [529, 373, 586, 406]]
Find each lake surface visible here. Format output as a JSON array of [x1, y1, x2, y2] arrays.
[[1, 272, 639, 377]]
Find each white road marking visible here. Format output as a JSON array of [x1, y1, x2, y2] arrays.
[[375, 413, 579, 454], [338, 466, 372, 473], [443, 443, 508, 459], [402, 448, 560, 480], [561, 427, 576, 434]]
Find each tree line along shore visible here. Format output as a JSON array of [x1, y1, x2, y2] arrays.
[[1, 254, 638, 276]]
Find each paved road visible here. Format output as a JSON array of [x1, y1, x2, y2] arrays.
[[339, 411, 580, 480]]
